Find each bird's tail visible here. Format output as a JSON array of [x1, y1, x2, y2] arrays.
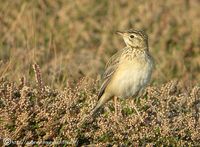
[[90, 93, 111, 117], [79, 93, 111, 127]]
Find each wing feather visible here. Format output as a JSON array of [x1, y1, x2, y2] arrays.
[[98, 48, 126, 99]]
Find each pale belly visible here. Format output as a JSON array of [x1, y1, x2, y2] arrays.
[[107, 59, 153, 98]]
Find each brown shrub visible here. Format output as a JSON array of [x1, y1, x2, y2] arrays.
[[0, 76, 199, 146]]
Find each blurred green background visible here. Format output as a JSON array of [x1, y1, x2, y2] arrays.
[[0, 0, 199, 88]]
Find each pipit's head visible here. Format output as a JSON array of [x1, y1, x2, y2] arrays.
[[117, 29, 148, 48]]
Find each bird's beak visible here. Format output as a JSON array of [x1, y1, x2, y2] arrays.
[[116, 31, 124, 36]]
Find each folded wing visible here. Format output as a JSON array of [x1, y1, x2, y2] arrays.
[[98, 47, 126, 99]]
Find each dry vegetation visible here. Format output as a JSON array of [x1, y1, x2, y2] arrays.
[[0, 0, 200, 146], [0, 72, 200, 146]]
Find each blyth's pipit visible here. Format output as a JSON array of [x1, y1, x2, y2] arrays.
[[91, 29, 154, 119]]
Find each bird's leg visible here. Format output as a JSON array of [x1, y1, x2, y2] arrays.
[[114, 96, 118, 118], [131, 100, 144, 122]]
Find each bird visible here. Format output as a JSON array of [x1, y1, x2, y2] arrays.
[[90, 29, 154, 120]]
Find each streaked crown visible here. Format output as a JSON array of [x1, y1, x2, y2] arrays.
[[117, 29, 148, 49]]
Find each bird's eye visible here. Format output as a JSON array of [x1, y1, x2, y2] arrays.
[[130, 35, 134, 38]]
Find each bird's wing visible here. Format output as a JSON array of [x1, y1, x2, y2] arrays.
[[98, 47, 126, 99]]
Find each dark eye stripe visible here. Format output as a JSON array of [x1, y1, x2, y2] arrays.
[[127, 29, 148, 40]]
